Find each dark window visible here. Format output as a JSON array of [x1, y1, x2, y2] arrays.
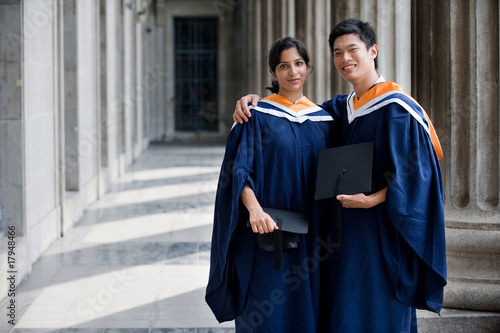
[[174, 17, 218, 132]]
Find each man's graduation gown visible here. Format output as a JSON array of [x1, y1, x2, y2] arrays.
[[206, 95, 334, 332], [320, 77, 447, 332]]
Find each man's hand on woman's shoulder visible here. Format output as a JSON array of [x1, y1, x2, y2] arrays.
[[233, 94, 261, 123]]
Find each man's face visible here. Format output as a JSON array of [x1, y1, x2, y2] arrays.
[[332, 33, 377, 84]]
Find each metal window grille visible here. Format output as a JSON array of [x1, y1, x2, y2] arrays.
[[174, 17, 218, 132]]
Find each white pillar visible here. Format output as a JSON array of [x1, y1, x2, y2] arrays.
[[105, 0, 121, 182], [123, 2, 135, 165]]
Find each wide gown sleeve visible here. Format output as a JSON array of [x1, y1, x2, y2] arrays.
[[383, 104, 447, 314], [205, 118, 258, 322]]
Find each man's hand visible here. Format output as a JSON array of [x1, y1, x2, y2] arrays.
[[336, 187, 387, 209], [233, 94, 261, 123]]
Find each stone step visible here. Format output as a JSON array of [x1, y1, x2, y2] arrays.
[[417, 308, 500, 333]]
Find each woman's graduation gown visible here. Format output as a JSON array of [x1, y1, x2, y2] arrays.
[[206, 95, 335, 332]]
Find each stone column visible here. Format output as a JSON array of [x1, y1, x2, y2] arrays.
[[152, 2, 166, 142], [413, 0, 500, 312], [143, 0, 157, 142], [295, 0, 313, 98], [260, 0, 274, 91], [123, 2, 135, 165], [301, 0, 331, 104], [105, 0, 120, 182], [0, 0, 25, 235], [63, 0, 79, 191], [446, 0, 500, 312], [285, 0, 295, 37], [134, 0, 144, 158], [99, 0, 108, 171], [94, 0, 103, 197], [243, 0, 264, 95]]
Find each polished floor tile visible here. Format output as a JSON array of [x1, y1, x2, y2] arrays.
[[1, 143, 234, 333]]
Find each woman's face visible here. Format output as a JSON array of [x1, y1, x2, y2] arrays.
[[272, 46, 307, 100]]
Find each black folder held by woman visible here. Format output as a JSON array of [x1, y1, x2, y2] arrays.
[[254, 207, 308, 270]]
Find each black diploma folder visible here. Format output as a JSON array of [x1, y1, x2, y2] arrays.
[[262, 207, 308, 234], [254, 207, 309, 270], [315, 141, 374, 200]]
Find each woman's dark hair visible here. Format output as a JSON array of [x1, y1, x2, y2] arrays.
[[266, 37, 312, 94], [328, 18, 378, 70]]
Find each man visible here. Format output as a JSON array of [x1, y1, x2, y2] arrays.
[[233, 18, 446, 332]]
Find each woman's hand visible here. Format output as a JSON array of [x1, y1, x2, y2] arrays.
[[336, 187, 387, 209], [248, 206, 279, 234], [241, 184, 278, 234], [233, 94, 261, 123]]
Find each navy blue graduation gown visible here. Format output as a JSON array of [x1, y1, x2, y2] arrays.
[[206, 95, 335, 332], [320, 79, 447, 332]]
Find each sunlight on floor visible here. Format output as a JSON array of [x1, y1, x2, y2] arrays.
[[82, 212, 213, 244], [129, 166, 221, 182], [108, 179, 217, 206], [14, 265, 214, 329]]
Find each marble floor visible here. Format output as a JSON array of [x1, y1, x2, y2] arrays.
[[0, 143, 235, 333]]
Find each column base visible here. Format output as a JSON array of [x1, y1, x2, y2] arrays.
[[445, 226, 500, 311], [417, 308, 500, 333]]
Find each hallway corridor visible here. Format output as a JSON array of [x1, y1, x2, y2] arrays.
[[1, 143, 234, 332]]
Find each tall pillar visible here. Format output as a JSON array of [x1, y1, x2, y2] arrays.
[[414, 0, 500, 312], [0, 0, 25, 235], [63, 0, 79, 191], [446, 0, 500, 311], [105, 0, 120, 182], [99, 0, 108, 172], [123, 2, 135, 165], [143, 0, 160, 142], [134, 0, 144, 158], [310, 0, 330, 104], [245, 0, 263, 95], [328, 0, 348, 95], [295, 0, 313, 98], [260, 0, 273, 91], [285, 0, 295, 37], [152, 1, 166, 142]]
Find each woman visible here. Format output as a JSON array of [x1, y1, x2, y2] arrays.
[[205, 37, 335, 332]]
